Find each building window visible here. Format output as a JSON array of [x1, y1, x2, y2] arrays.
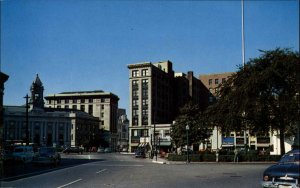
[[132, 70, 139, 77], [65, 99, 69, 103], [142, 99, 148, 106], [132, 118, 138, 126], [133, 90, 139, 98], [81, 99, 85, 103], [89, 98, 93, 103], [209, 79, 212, 85], [72, 105, 77, 110], [142, 109, 148, 125], [142, 79, 148, 87], [57, 99, 61, 104], [142, 129, 148, 137], [132, 99, 138, 107], [101, 98, 105, 102], [132, 80, 139, 87], [57, 105, 61, 109], [133, 130, 138, 136], [142, 109, 148, 116], [73, 99, 77, 103], [132, 109, 139, 126], [142, 69, 149, 76], [80, 105, 85, 111], [65, 105, 69, 109], [215, 79, 219, 85], [101, 105, 104, 110], [88, 105, 93, 115], [142, 88, 148, 97], [101, 113, 104, 118]]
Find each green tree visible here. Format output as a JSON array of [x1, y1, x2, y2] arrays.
[[209, 48, 299, 155], [171, 101, 210, 150]]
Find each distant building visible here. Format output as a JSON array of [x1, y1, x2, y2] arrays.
[[45, 90, 119, 150], [3, 74, 99, 148], [199, 72, 295, 154], [127, 61, 210, 152], [117, 109, 129, 150], [0, 72, 9, 149], [174, 71, 210, 114], [199, 72, 234, 98]]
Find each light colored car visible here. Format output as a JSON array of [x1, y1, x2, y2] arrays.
[[33, 147, 61, 166], [97, 148, 105, 153], [12, 146, 35, 163], [104, 148, 112, 153]]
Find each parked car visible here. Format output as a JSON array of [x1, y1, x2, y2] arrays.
[[97, 148, 105, 153], [104, 148, 112, 153], [135, 149, 145, 158], [12, 146, 35, 163], [261, 149, 300, 188], [63, 146, 84, 154], [33, 147, 61, 165]]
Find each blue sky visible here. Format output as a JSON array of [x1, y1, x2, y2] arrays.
[[1, 0, 299, 113]]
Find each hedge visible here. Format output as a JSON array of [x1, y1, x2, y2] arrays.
[[167, 153, 282, 162]]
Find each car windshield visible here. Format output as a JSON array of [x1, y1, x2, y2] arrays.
[[279, 153, 300, 163]]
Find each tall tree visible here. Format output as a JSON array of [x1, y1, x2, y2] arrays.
[[209, 48, 299, 155], [171, 101, 210, 150]]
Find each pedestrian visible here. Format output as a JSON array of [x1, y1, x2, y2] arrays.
[[234, 148, 239, 163]]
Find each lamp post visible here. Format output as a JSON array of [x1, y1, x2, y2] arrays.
[[24, 94, 29, 146], [186, 124, 190, 164]]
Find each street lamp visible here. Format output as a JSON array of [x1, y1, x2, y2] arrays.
[[186, 124, 190, 164], [24, 94, 30, 146]]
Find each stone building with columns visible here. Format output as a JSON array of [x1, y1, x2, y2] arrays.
[[0, 72, 9, 150], [3, 74, 99, 148]]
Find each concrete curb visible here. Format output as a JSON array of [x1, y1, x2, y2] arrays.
[[120, 152, 135, 155]]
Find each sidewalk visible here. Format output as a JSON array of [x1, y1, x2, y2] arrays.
[[150, 156, 276, 165]]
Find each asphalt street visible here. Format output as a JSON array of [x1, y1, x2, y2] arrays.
[[0, 153, 271, 188]]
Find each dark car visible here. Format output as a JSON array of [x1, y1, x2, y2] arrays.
[[135, 149, 145, 158], [261, 149, 300, 188], [34, 147, 61, 165], [63, 146, 84, 154]]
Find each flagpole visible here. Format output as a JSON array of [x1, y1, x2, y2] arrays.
[[242, 0, 245, 67], [242, 0, 247, 148]]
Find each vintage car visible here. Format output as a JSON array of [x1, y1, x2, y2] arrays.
[[12, 146, 35, 163], [261, 149, 299, 188], [135, 149, 145, 158], [33, 147, 61, 165]]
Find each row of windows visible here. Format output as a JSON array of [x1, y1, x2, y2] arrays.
[[132, 129, 149, 137], [133, 86, 149, 98], [132, 99, 149, 107], [132, 69, 149, 77], [48, 98, 107, 105], [54, 104, 104, 115], [208, 78, 226, 85]]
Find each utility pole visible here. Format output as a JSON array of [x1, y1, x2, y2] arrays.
[[24, 94, 30, 146]]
